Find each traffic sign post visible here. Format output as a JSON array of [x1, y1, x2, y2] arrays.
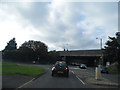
[[61, 57, 65, 61]]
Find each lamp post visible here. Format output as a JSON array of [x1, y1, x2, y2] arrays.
[[96, 38, 102, 49], [96, 38, 103, 65]]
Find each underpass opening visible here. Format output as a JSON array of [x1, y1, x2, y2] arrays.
[[65, 56, 100, 67]]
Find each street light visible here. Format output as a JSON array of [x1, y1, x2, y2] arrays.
[[96, 38, 102, 49], [96, 38, 103, 65]]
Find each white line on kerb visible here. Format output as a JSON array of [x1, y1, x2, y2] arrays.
[[76, 76, 85, 85], [15, 78, 35, 89]]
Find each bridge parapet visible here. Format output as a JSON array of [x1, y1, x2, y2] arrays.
[[59, 50, 102, 57]]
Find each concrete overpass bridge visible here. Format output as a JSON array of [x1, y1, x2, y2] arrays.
[[59, 49, 103, 67]]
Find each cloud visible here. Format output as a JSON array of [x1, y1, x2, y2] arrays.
[[0, 2, 118, 51]]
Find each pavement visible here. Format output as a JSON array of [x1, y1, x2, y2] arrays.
[[73, 69, 120, 87]]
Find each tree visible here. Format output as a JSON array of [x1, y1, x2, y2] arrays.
[[48, 50, 60, 64], [2, 38, 17, 61], [19, 40, 48, 63], [104, 36, 120, 63], [20, 40, 47, 52], [4, 38, 17, 51], [18, 46, 35, 62]]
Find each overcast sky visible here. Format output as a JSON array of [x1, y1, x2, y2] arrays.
[[0, 0, 118, 51]]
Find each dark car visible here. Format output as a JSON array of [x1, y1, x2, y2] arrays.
[[51, 61, 69, 77], [79, 64, 87, 69], [98, 65, 109, 74]]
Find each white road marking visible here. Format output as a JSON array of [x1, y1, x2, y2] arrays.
[[76, 76, 85, 85], [15, 78, 35, 89], [69, 68, 79, 69], [71, 71, 75, 74], [71, 70, 85, 85]]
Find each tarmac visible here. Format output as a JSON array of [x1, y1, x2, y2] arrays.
[[73, 69, 120, 87]]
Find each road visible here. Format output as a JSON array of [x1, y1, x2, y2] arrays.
[[17, 64, 88, 88], [15, 64, 117, 88], [21, 70, 87, 88]]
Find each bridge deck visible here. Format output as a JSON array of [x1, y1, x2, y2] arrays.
[[59, 50, 102, 57]]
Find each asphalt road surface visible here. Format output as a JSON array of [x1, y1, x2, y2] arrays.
[[20, 70, 87, 88], [15, 64, 116, 88], [17, 64, 88, 88]]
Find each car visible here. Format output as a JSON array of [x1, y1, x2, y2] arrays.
[[32, 61, 36, 64], [79, 64, 87, 69], [51, 61, 69, 77], [97, 65, 109, 74]]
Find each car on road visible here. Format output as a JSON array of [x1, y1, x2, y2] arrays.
[[32, 61, 36, 64], [97, 65, 109, 74], [79, 64, 87, 69], [51, 61, 69, 77]]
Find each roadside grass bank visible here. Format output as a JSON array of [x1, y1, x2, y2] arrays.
[[108, 61, 119, 74], [2, 61, 18, 66], [2, 62, 46, 76], [108, 69, 120, 74], [0, 62, 1, 75]]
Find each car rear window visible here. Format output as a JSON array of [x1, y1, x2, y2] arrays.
[[55, 62, 67, 67]]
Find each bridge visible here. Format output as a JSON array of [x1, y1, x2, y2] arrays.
[[59, 49, 103, 67], [59, 50, 102, 57]]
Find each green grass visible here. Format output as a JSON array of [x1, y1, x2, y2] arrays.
[[0, 62, 2, 74], [0, 67, 1, 75], [0, 61, 2, 65], [2, 66, 46, 76], [2, 62, 17, 66], [109, 69, 120, 74], [1, 61, 46, 76]]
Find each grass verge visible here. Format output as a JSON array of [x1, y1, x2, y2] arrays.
[[2, 61, 18, 66], [109, 69, 120, 74], [2, 62, 46, 76], [3, 66, 45, 76], [0, 62, 1, 74]]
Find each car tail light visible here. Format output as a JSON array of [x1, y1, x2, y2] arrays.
[[64, 67, 68, 70], [52, 67, 56, 70]]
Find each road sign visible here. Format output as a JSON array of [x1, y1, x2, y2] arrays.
[[61, 57, 65, 60]]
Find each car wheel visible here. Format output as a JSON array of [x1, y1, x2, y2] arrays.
[[52, 73, 54, 76]]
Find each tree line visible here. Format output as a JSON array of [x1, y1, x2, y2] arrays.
[[2, 38, 60, 64]]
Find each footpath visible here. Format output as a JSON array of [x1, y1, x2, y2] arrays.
[[73, 69, 120, 87]]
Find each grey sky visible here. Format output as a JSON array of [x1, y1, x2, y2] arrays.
[[0, 1, 118, 51]]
